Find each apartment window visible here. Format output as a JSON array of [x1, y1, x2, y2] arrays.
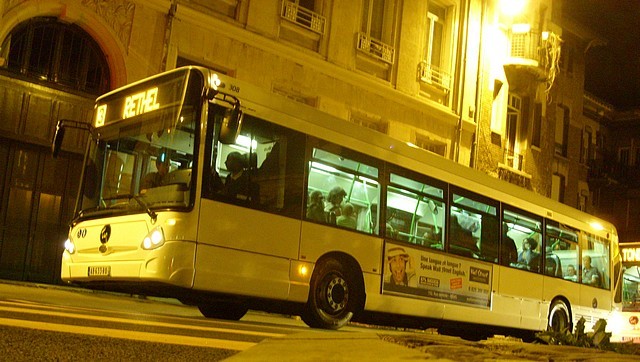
[[425, 4, 446, 78], [580, 127, 593, 164], [555, 106, 569, 157], [418, 2, 452, 93], [551, 173, 565, 203], [415, 134, 447, 157], [351, 113, 389, 134], [357, 0, 397, 64], [1, 17, 110, 95], [531, 102, 542, 148], [505, 94, 523, 170], [186, 0, 240, 19], [281, 0, 326, 34]]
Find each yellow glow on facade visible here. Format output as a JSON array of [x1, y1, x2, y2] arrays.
[[123, 87, 160, 119], [512, 23, 531, 34], [500, 0, 527, 17]]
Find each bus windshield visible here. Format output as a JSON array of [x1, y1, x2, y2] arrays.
[[77, 70, 202, 219]]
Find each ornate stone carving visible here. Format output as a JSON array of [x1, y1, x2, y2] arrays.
[[82, 0, 135, 49]]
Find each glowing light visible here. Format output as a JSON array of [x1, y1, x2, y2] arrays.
[[64, 239, 75, 254], [299, 265, 308, 277], [500, 0, 527, 17], [209, 73, 221, 91], [166, 219, 177, 226], [512, 23, 531, 34], [589, 221, 604, 231], [235, 135, 258, 150], [142, 227, 165, 250], [123, 87, 160, 119]]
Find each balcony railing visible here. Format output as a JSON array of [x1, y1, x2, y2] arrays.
[[503, 148, 524, 171], [418, 61, 451, 92], [509, 30, 549, 68], [356, 32, 395, 64], [281, 0, 325, 35]]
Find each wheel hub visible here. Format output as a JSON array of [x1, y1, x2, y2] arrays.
[[326, 276, 348, 312]]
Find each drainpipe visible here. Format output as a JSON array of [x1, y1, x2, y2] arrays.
[[454, 0, 471, 163], [470, 0, 486, 169]]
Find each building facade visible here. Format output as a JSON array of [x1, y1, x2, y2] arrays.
[[0, 0, 612, 282]]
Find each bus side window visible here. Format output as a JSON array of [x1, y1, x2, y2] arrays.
[[306, 144, 380, 235], [545, 222, 579, 280], [581, 232, 610, 289], [503, 208, 542, 271], [204, 108, 304, 217], [386, 171, 445, 249], [448, 190, 498, 262]]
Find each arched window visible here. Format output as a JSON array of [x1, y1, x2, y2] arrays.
[[0, 17, 110, 95]]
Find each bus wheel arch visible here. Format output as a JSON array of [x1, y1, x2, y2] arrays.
[[198, 301, 248, 321], [302, 252, 365, 329], [548, 297, 572, 333]]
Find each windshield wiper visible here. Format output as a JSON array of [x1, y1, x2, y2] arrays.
[[102, 194, 157, 222]]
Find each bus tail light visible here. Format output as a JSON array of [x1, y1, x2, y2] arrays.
[[142, 227, 165, 250]]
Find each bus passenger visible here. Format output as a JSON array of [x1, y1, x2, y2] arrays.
[[501, 224, 518, 266], [141, 158, 168, 190], [565, 264, 578, 281], [223, 152, 259, 202], [325, 186, 346, 224], [518, 237, 540, 271], [336, 203, 357, 229], [306, 190, 326, 222], [582, 256, 601, 287]]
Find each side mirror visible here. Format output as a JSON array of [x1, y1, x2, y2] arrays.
[[51, 119, 94, 158], [52, 121, 66, 158], [218, 106, 243, 145]]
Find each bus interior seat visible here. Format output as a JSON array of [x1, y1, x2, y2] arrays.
[[545, 253, 563, 277]]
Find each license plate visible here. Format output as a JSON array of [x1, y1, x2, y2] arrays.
[[88, 266, 111, 276]]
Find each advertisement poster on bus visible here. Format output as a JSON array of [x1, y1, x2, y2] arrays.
[[382, 242, 492, 308]]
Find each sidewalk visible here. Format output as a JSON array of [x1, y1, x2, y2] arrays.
[[224, 330, 428, 361]]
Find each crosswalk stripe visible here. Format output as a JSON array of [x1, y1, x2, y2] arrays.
[[0, 303, 284, 338], [0, 317, 256, 351]]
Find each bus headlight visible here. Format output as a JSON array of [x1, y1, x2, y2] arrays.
[[64, 238, 76, 254], [142, 227, 165, 250]]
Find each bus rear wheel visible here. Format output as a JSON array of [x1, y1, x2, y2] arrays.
[[548, 300, 571, 333], [302, 258, 358, 330], [198, 302, 248, 321]]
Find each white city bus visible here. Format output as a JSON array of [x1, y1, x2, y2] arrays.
[[54, 66, 621, 334]]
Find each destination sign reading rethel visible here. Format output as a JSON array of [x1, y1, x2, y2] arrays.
[[93, 69, 190, 128], [122, 87, 160, 119]]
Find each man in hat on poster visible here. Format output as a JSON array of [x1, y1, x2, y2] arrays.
[[386, 247, 416, 287]]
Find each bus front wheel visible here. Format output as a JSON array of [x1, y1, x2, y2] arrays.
[[548, 299, 571, 333], [198, 302, 248, 321], [302, 258, 358, 330]]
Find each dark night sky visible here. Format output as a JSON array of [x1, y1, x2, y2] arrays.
[[563, 0, 640, 109]]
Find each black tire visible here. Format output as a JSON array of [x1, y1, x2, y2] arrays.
[[302, 258, 360, 330], [198, 302, 248, 321], [548, 299, 571, 333]]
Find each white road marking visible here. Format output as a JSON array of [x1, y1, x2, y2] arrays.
[[0, 301, 284, 338], [0, 317, 256, 351]]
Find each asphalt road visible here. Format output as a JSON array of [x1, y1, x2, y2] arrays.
[[2, 281, 640, 361]]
